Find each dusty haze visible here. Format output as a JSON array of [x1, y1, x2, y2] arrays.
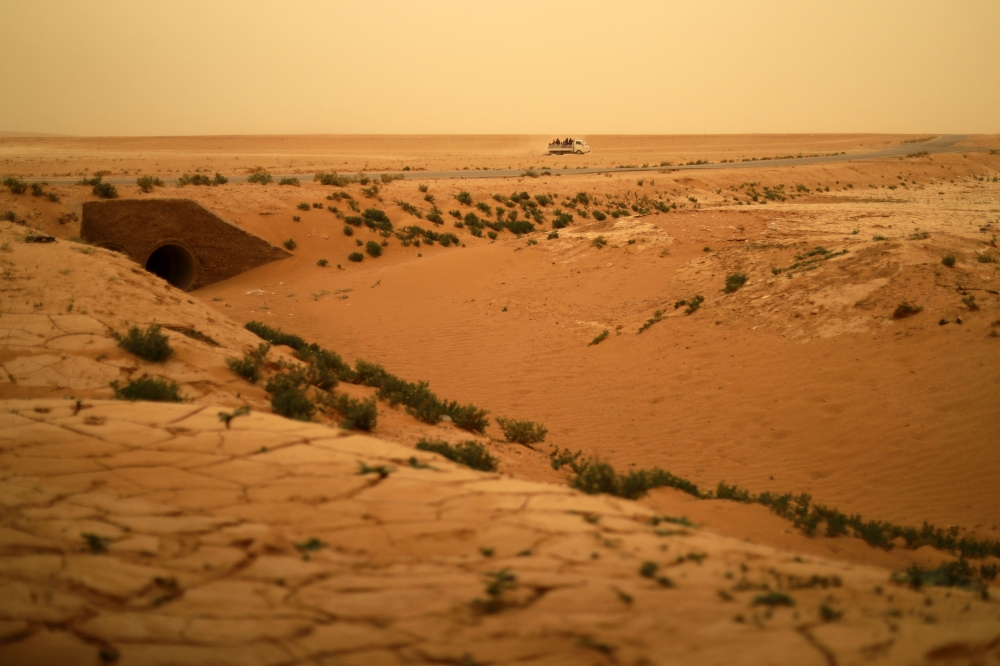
[[2, 0, 999, 136]]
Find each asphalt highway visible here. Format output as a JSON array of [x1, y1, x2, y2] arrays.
[[33, 134, 979, 185]]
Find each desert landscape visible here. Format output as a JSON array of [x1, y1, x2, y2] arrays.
[[2, 1, 999, 663], [1, 132, 999, 665]]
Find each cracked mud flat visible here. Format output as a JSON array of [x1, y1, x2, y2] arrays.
[[2, 400, 998, 666]]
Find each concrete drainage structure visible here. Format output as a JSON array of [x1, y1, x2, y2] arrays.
[[81, 199, 291, 290]]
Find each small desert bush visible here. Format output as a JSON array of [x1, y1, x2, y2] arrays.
[[226, 343, 270, 383], [495, 417, 547, 445], [487, 231, 498, 240], [449, 209, 462, 219], [213, 172, 228, 185], [534, 194, 551, 206], [416, 438, 497, 472], [111, 376, 183, 402], [325, 394, 378, 430], [177, 173, 214, 186], [361, 184, 379, 198], [245, 321, 307, 350], [418, 183, 429, 192], [962, 294, 979, 311], [343, 225, 354, 236], [589, 330, 609, 346], [136, 175, 164, 192], [315, 171, 356, 187], [569, 457, 700, 500], [3, 177, 27, 194], [345, 215, 363, 227], [362, 208, 393, 232], [93, 181, 118, 199], [283, 238, 296, 250], [380, 172, 404, 184], [317, 258, 328, 267], [113, 324, 174, 362], [723, 273, 748, 293], [552, 212, 573, 229], [976, 253, 996, 264], [592, 210, 607, 221], [297, 202, 310, 211], [247, 171, 272, 185], [456, 190, 473, 205], [674, 295, 704, 314], [365, 240, 382, 257], [30, 182, 45, 196], [265, 368, 316, 421], [893, 302, 923, 319], [348, 251, 364, 262], [396, 200, 422, 218], [279, 177, 301, 187], [638, 310, 663, 333], [591, 236, 607, 249]]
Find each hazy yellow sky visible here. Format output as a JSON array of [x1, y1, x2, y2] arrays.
[[2, 0, 998, 136]]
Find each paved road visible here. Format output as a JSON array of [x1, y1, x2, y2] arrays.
[[33, 134, 979, 186]]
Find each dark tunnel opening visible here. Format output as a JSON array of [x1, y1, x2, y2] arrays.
[[145, 244, 196, 290]]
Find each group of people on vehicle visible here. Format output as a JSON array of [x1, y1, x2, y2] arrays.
[[550, 137, 576, 146]]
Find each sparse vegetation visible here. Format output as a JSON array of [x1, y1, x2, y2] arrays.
[[456, 190, 473, 205], [893, 302, 923, 319], [569, 456, 700, 500], [591, 236, 607, 249], [317, 258, 328, 267], [416, 438, 497, 472], [226, 343, 270, 383], [962, 294, 979, 311], [247, 170, 272, 185], [323, 394, 378, 430], [3, 177, 27, 194], [113, 324, 174, 362], [674, 295, 704, 314], [136, 175, 164, 192], [297, 202, 310, 211], [589, 330, 609, 346], [110, 376, 183, 402], [283, 238, 296, 250], [343, 225, 354, 236], [365, 240, 382, 257], [638, 310, 663, 333], [723, 273, 748, 294], [942, 254, 956, 267], [279, 177, 301, 187], [348, 252, 363, 262], [92, 179, 118, 199], [495, 417, 547, 445], [265, 369, 316, 421]]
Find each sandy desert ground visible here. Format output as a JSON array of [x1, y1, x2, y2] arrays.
[[1, 134, 999, 665]]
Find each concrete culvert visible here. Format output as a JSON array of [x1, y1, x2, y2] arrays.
[[145, 243, 196, 290]]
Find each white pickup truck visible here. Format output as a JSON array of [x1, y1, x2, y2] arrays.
[[548, 138, 591, 155]]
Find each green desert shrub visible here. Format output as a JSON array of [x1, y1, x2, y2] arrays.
[[342, 225, 354, 236], [92, 181, 118, 199], [283, 238, 296, 250], [136, 175, 164, 192], [110, 376, 183, 402], [723, 273, 748, 293], [345, 215, 363, 227], [362, 208, 392, 232], [416, 438, 497, 472], [265, 369, 315, 421], [589, 330, 609, 346], [534, 194, 551, 206], [245, 321, 307, 350], [495, 417, 547, 445], [317, 258, 328, 267], [177, 173, 214, 186], [365, 240, 382, 257], [315, 171, 356, 187], [638, 310, 663, 333], [569, 457, 700, 500], [325, 394, 378, 430], [280, 177, 301, 186], [113, 324, 174, 362], [3, 177, 27, 194], [592, 210, 607, 221], [456, 190, 473, 205], [297, 202, 310, 211], [247, 171, 272, 185], [552, 212, 573, 229], [212, 172, 228, 185], [225, 343, 270, 383], [893, 302, 923, 319], [449, 209, 462, 219], [348, 251, 364, 262]]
